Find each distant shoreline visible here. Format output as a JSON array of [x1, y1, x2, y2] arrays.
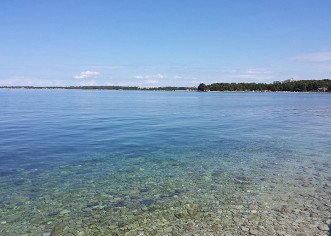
[[0, 87, 330, 93], [0, 86, 197, 92], [198, 80, 330, 93]]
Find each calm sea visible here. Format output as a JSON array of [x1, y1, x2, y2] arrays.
[[0, 89, 330, 235]]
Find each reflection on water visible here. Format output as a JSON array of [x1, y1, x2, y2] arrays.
[[0, 90, 330, 235]]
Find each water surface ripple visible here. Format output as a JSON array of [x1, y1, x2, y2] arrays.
[[0, 90, 330, 235]]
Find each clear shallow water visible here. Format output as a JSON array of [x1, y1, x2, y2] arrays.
[[0, 89, 330, 235]]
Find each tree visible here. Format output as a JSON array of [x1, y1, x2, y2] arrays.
[[198, 83, 208, 91], [328, 84, 331, 92]]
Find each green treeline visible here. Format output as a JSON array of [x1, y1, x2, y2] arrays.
[[198, 79, 331, 92]]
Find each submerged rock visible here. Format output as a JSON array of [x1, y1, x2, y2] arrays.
[[318, 224, 329, 231], [140, 199, 155, 206], [50, 225, 64, 236]]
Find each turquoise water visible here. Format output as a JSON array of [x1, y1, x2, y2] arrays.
[[0, 89, 330, 235]]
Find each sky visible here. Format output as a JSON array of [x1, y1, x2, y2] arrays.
[[1, 0, 331, 87]]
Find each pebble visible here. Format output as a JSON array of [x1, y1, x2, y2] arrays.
[[0, 221, 6, 224], [318, 224, 329, 231], [82, 207, 92, 212], [51, 225, 64, 235], [277, 231, 286, 235], [42, 233, 51, 236], [249, 229, 258, 235], [109, 225, 117, 230], [193, 212, 204, 219], [60, 209, 71, 215], [242, 227, 249, 232], [164, 226, 172, 233]]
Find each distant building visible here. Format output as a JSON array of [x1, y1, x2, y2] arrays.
[[283, 78, 296, 83], [273, 78, 296, 84], [318, 87, 327, 92]]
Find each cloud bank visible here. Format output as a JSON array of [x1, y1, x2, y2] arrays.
[[74, 71, 100, 79]]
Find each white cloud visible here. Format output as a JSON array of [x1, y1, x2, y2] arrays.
[[74, 70, 100, 79], [291, 51, 331, 62], [135, 73, 167, 79]]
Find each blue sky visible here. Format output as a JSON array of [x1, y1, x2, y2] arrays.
[[1, 0, 331, 87]]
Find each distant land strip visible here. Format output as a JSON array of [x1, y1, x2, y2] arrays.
[[198, 79, 331, 92], [0, 86, 196, 91], [1, 79, 330, 92]]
